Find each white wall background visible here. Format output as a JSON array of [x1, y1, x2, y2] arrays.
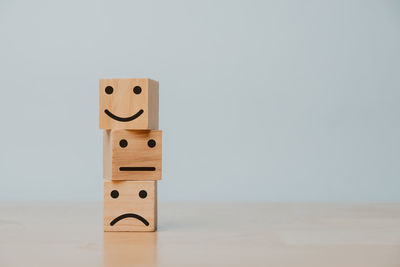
[[0, 0, 399, 202]]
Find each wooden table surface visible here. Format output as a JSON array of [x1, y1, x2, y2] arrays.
[[0, 202, 399, 266]]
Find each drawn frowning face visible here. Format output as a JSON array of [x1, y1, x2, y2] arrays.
[[104, 181, 157, 232]]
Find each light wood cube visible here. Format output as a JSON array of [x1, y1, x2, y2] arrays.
[[103, 130, 162, 180], [104, 180, 157, 232], [99, 78, 159, 130]]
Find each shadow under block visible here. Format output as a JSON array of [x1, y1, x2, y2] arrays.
[[104, 180, 157, 232], [99, 78, 159, 130], [103, 130, 162, 181]]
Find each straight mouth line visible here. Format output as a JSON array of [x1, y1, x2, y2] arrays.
[[119, 167, 156, 171]]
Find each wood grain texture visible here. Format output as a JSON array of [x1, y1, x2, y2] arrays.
[[2, 203, 400, 266], [103, 130, 112, 179], [147, 79, 159, 130], [104, 180, 157, 232], [99, 78, 159, 130], [103, 130, 162, 180]]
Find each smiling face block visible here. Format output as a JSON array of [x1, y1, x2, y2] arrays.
[[103, 130, 162, 180], [99, 78, 159, 130], [104, 180, 157, 232]]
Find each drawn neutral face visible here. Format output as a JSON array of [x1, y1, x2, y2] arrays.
[[103, 130, 162, 180], [99, 78, 159, 130], [104, 181, 157, 232]]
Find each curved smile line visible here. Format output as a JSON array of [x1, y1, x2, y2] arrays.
[[104, 109, 144, 122], [110, 213, 149, 226]]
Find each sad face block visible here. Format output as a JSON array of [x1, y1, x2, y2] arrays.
[[104, 180, 157, 232], [103, 130, 162, 180], [99, 78, 159, 130]]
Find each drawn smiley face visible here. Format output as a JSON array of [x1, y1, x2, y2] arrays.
[[104, 181, 157, 232], [103, 130, 162, 180], [99, 78, 159, 130], [104, 84, 144, 122]]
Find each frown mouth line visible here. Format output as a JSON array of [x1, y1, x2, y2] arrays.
[[110, 213, 149, 226], [119, 167, 156, 171]]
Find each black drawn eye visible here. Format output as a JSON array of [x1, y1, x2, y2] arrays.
[[111, 190, 119, 199], [105, 86, 113, 94], [119, 139, 128, 148], [139, 190, 147, 199], [133, 86, 142, 94], [147, 139, 156, 148]]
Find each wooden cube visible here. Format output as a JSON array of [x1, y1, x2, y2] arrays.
[[103, 130, 162, 180], [99, 78, 159, 130], [104, 180, 157, 232]]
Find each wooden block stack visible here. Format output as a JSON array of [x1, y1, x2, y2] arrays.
[[99, 78, 161, 232]]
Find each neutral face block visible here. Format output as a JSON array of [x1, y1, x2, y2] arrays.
[[99, 78, 159, 130], [104, 180, 157, 232], [103, 130, 162, 180]]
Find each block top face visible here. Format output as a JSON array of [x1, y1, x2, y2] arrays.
[[103, 130, 162, 180], [99, 78, 159, 130], [104, 180, 157, 231]]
